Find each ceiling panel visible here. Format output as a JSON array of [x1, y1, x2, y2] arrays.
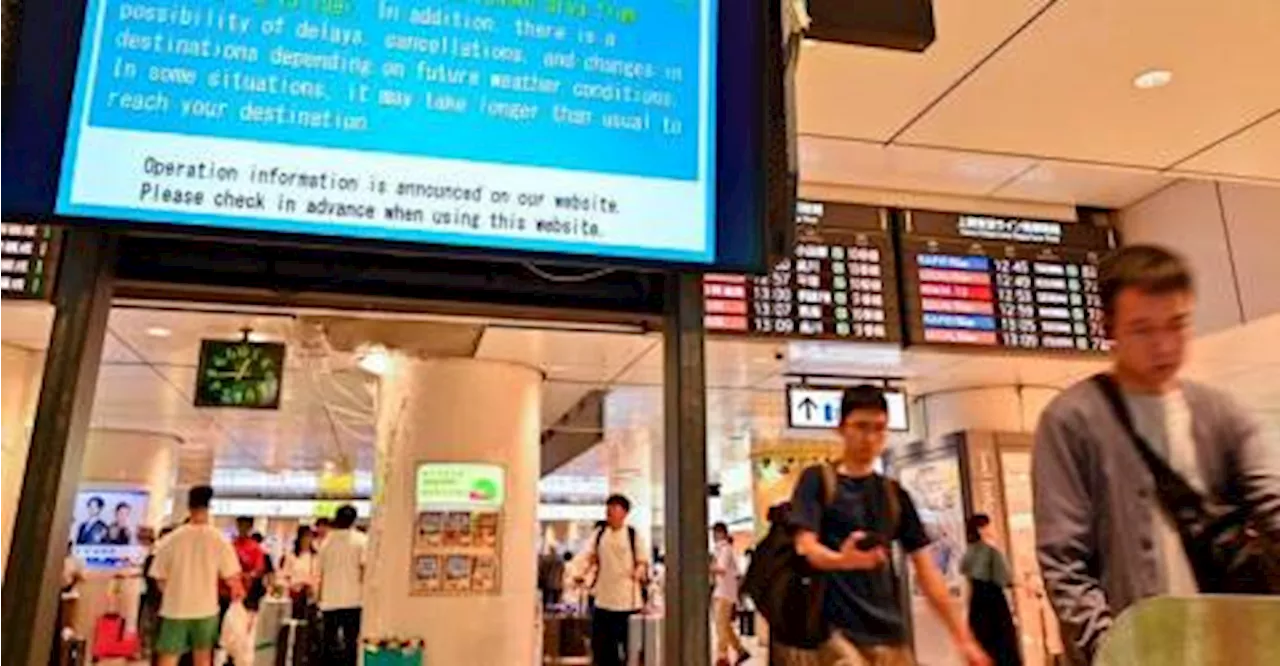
[[897, 0, 1280, 168], [796, 0, 1054, 140], [108, 308, 299, 368], [0, 301, 55, 351], [1171, 112, 1280, 181], [992, 161, 1173, 206], [801, 137, 1038, 196], [476, 328, 657, 384]]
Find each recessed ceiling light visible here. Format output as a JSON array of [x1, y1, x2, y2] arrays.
[[145, 327, 171, 338], [1132, 68, 1173, 89], [357, 344, 391, 376]]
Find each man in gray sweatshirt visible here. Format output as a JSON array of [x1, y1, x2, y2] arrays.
[[1032, 244, 1280, 663]]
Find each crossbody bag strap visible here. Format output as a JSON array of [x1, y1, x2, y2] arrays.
[[1091, 374, 1208, 525]]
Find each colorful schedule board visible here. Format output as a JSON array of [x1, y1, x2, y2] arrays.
[[704, 201, 900, 342], [900, 210, 1114, 352], [1, 222, 59, 299]]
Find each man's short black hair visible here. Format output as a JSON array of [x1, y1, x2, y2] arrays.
[[605, 494, 631, 513], [334, 504, 358, 529], [188, 485, 214, 510], [840, 384, 888, 422], [116, 502, 131, 512], [87, 496, 104, 509], [712, 522, 729, 535], [1100, 244, 1194, 320], [235, 516, 254, 527]]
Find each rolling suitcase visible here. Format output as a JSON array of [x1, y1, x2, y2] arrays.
[[543, 613, 591, 664], [276, 619, 312, 666], [56, 634, 87, 666]]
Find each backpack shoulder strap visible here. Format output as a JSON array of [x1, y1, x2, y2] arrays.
[[627, 526, 637, 564], [881, 475, 901, 538], [819, 461, 838, 508]]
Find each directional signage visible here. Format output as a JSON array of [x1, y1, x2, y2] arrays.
[[786, 386, 909, 432]]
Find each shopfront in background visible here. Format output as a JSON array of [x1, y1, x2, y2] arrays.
[[1, 2, 786, 665]]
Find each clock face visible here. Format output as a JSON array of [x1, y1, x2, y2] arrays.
[[194, 340, 286, 409]]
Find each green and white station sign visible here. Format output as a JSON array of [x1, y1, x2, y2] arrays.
[[415, 463, 506, 510]]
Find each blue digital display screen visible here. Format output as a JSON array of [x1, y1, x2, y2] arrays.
[[49, 0, 720, 264]]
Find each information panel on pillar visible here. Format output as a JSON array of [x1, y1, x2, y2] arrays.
[[4, 0, 779, 271], [900, 210, 1114, 352], [703, 201, 901, 341]]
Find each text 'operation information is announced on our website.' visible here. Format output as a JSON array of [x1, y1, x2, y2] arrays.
[[56, 0, 717, 262]]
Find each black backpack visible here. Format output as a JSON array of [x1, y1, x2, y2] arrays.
[[741, 463, 900, 649]]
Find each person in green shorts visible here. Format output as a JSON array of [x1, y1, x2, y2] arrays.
[[150, 486, 244, 666]]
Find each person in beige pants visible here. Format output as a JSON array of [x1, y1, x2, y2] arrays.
[[711, 522, 748, 665]]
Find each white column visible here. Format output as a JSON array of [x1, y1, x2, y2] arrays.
[[603, 387, 660, 545], [1, 342, 45, 573], [920, 385, 1058, 438], [365, 357, 541, 665]]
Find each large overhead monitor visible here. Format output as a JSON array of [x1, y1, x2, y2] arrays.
[[4, 0, 784, 271]]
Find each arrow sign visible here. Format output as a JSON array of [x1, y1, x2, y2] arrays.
[[786, 385, 910, 431], [797, 396, 819, 420], [787, 387, 844, 429]]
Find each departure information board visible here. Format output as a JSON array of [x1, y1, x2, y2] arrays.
[[901, 210, 1114, 352], [1, 222, 59, 299], [704, 201, 900, 341]]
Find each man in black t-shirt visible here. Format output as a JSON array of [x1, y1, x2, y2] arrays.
[[790, 385, 989, 666]]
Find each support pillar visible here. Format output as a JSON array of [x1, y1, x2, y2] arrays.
[[364, 357, 541, 665], [1, 341, 45, 573], [2, 229, 115, 666], [663, 272, 709, 666]]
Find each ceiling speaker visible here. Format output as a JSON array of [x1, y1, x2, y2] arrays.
[[806, 0, 937, 52]]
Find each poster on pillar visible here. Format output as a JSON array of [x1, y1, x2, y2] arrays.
[[410, 463, 505, 596], [69, 488, 150, 569]]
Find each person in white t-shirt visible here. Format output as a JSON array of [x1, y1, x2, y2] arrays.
[[710, 522, 748, 665], [586, 494, 648, 666], [280, 525, 319, 593], [149, 486, 243, 666], [317, 505, 367, 666]]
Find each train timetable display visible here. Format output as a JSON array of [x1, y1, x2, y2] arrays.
[[901, 210, 1114, 352], [1, 222, 59, 300], [704, 201, 900, 341]]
